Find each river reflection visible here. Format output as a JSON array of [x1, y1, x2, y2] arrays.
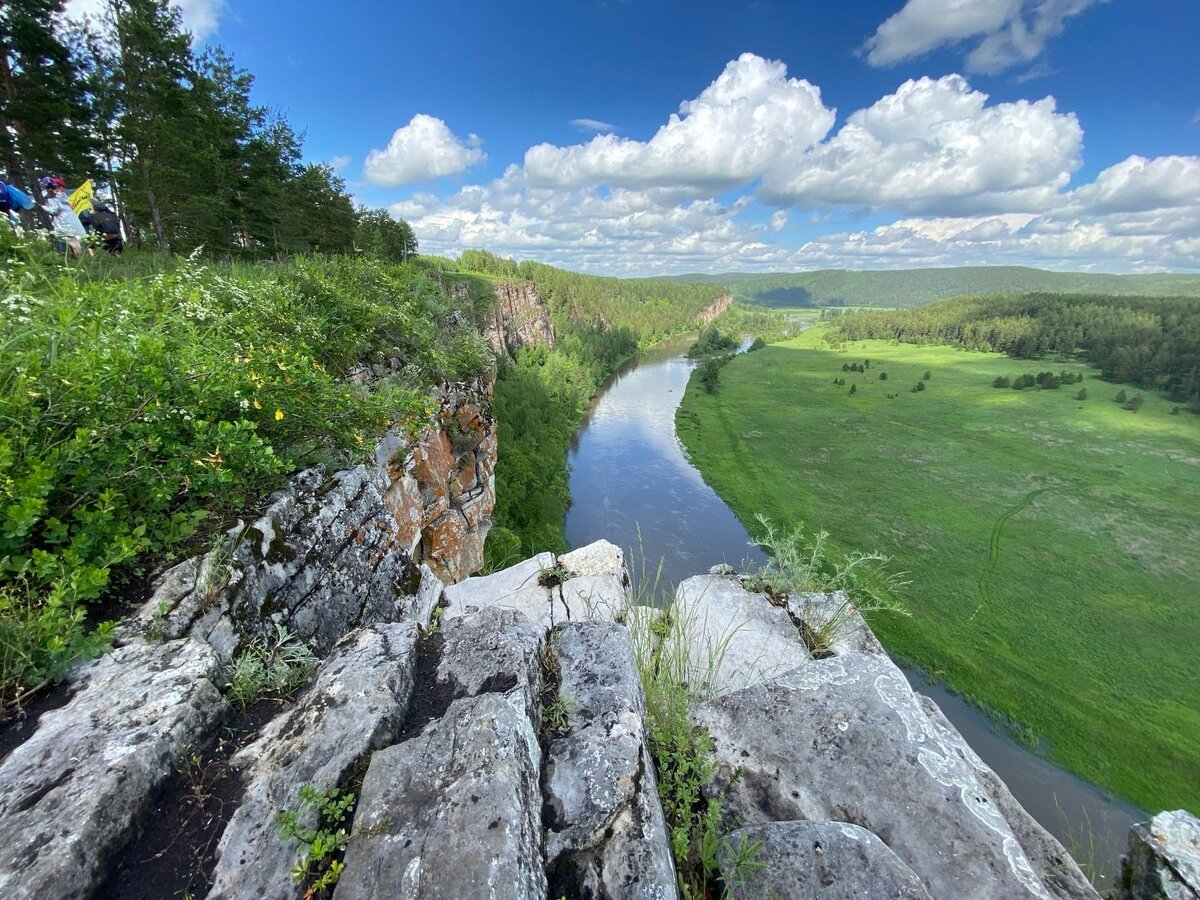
[[563, 331, 1143, 885]]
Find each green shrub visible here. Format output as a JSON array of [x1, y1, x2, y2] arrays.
[[0, 232, 487, 711], [222, 624, 318, 707]]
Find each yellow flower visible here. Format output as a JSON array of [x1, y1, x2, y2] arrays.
[[253, 398, 262, 410], [274, 409, 284, 421]]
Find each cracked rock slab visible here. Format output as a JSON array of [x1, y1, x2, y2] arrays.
[[334, 691, 546, 900], [0, 639, 226, 900], [674, 575, 810, 695], [694, 651, 1056, 900], [208, 623, 419, 900], [543, 622, 677, 899], [719, 820, 932, 899]]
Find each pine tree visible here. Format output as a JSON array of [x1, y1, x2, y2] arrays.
[[0, 0, 98, 219]]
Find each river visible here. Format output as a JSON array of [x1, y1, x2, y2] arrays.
[[563, 333, 1143, 886]]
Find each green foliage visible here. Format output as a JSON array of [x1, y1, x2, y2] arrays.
[[833, 292, 1200, 408], [1114, 390, 1128, 403], [676, 328, 1200, 812], [665, 266, 1200, 309], [221, 624, 317, 707], [747, 336, 766, 352], [746, 516, 909, 656], [275, 784, 356, 894], [993, 376, 1011, 388], [698, 358, 721, 394], [687, 327, 736, 357], [0, 235, 486, 710], [629, 604, 731, 898], [1076, 388, 1088, 401]]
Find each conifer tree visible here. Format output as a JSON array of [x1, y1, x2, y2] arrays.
[[0, 0, 98, 214]]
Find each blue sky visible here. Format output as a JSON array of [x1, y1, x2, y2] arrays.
[[70, 0, 1200, 275]]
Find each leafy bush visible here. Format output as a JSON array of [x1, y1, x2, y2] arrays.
[[276, 783, 356, 893], [698, 358, 721, 394], [0, 232, 487, 711], [688, 327, 736, 357]]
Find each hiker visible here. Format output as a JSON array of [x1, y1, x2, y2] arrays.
[[39, 176, 87, 257], [84, 199, 124, 255], [1, 177, 35, 232]]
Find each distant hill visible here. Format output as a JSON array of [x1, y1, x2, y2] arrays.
[[658, 267, 1200, 308]]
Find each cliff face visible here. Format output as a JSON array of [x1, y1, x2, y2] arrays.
[[483, 281, 556, 357], [698, 292, 733, 325]]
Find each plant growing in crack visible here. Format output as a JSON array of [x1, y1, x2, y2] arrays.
[[221, 624, 318, 707], [746, 515, 909, 656], [275, 783, 355, 895], [537, 561, 573, 589]]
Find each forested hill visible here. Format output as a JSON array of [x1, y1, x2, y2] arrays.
[[832, 293, 1200, 409], [661, 267, 1200, 308], [453, 250, 729, 349]]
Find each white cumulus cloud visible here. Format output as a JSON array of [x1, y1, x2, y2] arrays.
[[363, 115, 486, 187], [63, 0, 227, 42], [761, 74, 1083, 215], [523, 53, 835, 194], [863, 0, 1106, 74]]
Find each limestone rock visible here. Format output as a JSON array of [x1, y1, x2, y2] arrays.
[[674, 574, 810, 695], [1119, 810, 1200, 900], [0, 639, 226, 900], [917, 695, 1098, 899], [484, 281, 556, 357], [719, 820, 932, 899], [693, 651, 1057, 899], [442, 541, 630, 631], [543, 622, 677, 899], [436, 605, 544, 721], [208, 623, 419, 900], [335, 692, 546, 900], [123, 373, 497, 658]]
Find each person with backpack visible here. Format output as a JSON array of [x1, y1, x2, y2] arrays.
[[86, 200, 124, 255], [39, 176, 87, 257], [1, 177, 36, 232]]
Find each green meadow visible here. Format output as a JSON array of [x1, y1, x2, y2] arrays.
[[676, 328, 1200, 813]]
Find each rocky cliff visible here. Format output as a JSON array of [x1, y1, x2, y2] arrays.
[[698, 292, 733, 325], [0, 412, 1195, 897], [483, 281, 556, 357]]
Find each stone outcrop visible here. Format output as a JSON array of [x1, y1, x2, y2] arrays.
[[209, 624, 419, 899], [1118, 809, 1200, 899], [697, 293, 733, 325], [0, 639, 226, 900], [483, 281, 556, 357], [675, 573, 1098, 900], [121, 373, 496, 662], [719, 821, 933, 899], [543, 622, 677, 899]]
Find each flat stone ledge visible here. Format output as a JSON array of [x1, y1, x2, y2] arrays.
[[0, 639, 226, 900]]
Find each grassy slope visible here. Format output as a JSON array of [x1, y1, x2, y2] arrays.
[[676, 328, 1200, 813], [662, 267, 1200, 308]]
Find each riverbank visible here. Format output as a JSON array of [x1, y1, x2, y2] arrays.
[[673, 328, 1199, 816]]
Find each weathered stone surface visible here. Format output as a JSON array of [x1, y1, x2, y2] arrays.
[[674, 575, 810, 695], [0, 639, 226, 900], [443, 551, 556, 623], [437, 606, 544, 718], [786, 589, 889, 657], [560, 539, 626, 578], [1119, 810, 1200, 900], [719, 820, 932, 899], [122, 373, 496, 657], [543, 622, 677, 899], [694, 650, 1057, 899], [697, 294, 732, 325], [484, 281, 556, 357], [918, 695, 1098, 899], [208, 623, 419, 900], [442, 542, 629, 631], [335, 691, 546, 900]]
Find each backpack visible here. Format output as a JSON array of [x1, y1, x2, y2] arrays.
[[0, 182, 11, 214], [91, 206, 121, 235]]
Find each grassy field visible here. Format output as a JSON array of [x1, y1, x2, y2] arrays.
[[676, 327, 1200, 813]]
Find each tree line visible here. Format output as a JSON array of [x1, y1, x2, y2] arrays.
[[1, 0, 416, 258], [833, 293, 1200, 410]]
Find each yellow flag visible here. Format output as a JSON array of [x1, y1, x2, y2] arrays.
[[68, 180, 94, 214]]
